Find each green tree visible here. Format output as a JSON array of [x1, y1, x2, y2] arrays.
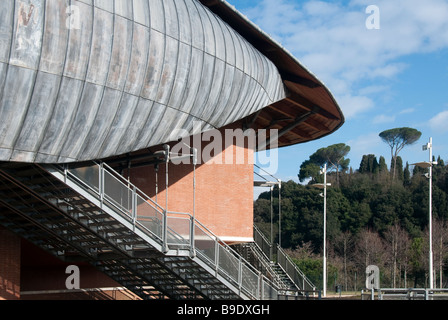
[[298, 160, 322, 184], [391, 156, 404, 181], [377, 156, 389, 183], [379, 127, 422, 180], [359, 154, 379, 174], [403, 162, 411, 186], [378, 156, 388, 172], [257, 146, 448, 289], [299, 143, 350, 186], [409, 237, 425, 287]]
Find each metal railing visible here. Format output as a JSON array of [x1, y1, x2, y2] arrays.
[[253, 225, 272, 261], [253, 225, 316, 293], [375, 288, 448, 300], [277, 245, 316, 292], [55, 161, 278, 300]]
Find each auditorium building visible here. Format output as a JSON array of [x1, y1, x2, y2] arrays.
[[0, 0, 343, 300]]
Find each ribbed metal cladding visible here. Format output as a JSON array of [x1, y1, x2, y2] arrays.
[[0, 0, 286, 163]]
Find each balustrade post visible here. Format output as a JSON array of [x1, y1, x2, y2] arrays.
[[162, 145, 170, 253], [63, 164, 68, 183], [132, 186, 137, 231], [214, 240, 219, 276], [191, 147, 197, 258], [189, 216, 196, 258], [99, 162, 104, 207], [238, 256, 242, 293], [162, 210, 168, 253]]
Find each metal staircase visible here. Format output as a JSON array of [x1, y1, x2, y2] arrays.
[[237, 225, 317, 297], [276, 245, 317, 296], [0, 161, 278, 300], [270, 262, 296, 292]]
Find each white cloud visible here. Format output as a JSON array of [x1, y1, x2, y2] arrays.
[[347, 132, 382, 149], [242, 0, 448, 119], [373, 114, 396, 124], [357, 85, 389, 96], [346, 132, 385, 167], [335, 94, 375, 119], [369, 63, 408, 79], [429, 110, 448, 133], [399, 108, 415, 115]]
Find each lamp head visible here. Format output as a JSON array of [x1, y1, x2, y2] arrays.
[[422, 142, 431, 151]]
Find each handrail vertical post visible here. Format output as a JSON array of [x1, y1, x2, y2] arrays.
[[63, 164, 67, 183], [162, 145, 170, 253], [260, 275, 265, 300], [238, 256, 242, 294], [132, 186, 137, 231], [190, 215, 195, 258], [99, 162, 104, 208], [215, 239, 219, 276], [190, 147, 197, 258]]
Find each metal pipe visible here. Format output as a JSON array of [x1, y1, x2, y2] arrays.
[[270, 185, 273, 261], [429, 137, 434, 289], [323, 164, 327, 298], [278, 180, 282, 248], [162, 144, 170, 253], [191, 147, 197, 258]]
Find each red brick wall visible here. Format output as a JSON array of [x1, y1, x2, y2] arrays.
[[19, 239, 134, 300], [129, 125, 255, 243], [0, 227, 21, 300]]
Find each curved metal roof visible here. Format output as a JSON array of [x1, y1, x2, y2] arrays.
[[0, 0, 343, 164], [202, 0, 344, 148]]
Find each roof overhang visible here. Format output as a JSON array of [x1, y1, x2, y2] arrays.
[[200, 0, 345, 149]]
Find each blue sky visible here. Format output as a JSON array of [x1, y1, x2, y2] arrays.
[[226, 0, 448, 185]]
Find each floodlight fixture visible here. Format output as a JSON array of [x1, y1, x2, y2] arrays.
[[312, 183, 332, 189], [412, 161, 437, 169], [253, 181, 278, 187]]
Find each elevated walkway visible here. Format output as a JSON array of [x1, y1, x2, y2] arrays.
[[0, 160, 277, 300]]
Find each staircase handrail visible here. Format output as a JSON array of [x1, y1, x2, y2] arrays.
[[277, 245, 316, 291], [253, 226, 316, 293], [54, 162, 278, 300], [244, 242, 287, 290], [253, 224, 272, 261]]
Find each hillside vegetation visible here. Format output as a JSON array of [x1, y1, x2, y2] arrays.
[[254, 153, 448, 290]]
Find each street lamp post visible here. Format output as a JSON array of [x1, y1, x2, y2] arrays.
[[412, 137, 436, 289], [312, 164, 331, 297], [278, 180, 282, 248], [254, 180, 281, 261]]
